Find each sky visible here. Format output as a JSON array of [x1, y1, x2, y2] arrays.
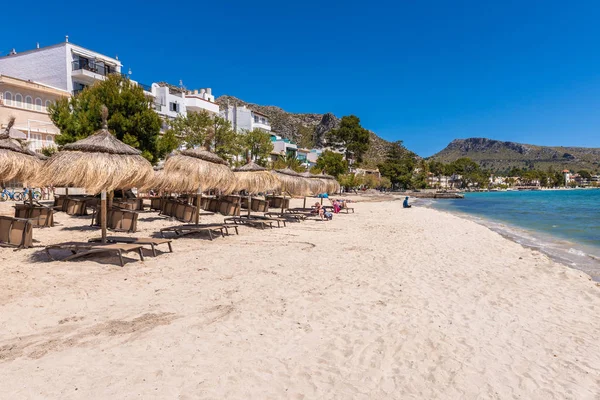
[[2, 0, 600, 156]]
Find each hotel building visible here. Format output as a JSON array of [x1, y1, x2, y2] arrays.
[[0, 75, 70, 152]]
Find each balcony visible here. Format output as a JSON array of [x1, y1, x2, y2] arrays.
[[71, 59, 122, 84], [137, 83, 152, 93], [185, 95, 219, 114]]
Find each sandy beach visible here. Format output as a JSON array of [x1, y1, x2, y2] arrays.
[[0, 196, 599, 399]]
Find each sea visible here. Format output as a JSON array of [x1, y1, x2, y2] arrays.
[[426, 189, 600, 281]]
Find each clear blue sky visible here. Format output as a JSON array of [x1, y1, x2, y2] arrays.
[[3, 0, 600, 156]]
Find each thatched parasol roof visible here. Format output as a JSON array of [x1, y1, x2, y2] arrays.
[[38, 106, 153, 194], [155, 147, 235, 193], [0, 118, 43, 182], [299, 171, 327, 195], [318, 173, 341, 194], [233, 161, 280, 194], [273, 168, 310, 196]]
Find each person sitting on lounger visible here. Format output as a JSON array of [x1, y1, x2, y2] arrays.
[[403, 196, 412, 208], [312, 202, 321, 214], [332, 200, 341, 213]]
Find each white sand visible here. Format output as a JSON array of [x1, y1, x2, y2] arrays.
[[0, 196, 599, 399]]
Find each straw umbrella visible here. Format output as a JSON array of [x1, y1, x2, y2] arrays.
[[233, 161, 280, 217], [0, 118, 43, 202], [157, 147, 235, 224], [319, 173, 340, 194], [299, 171, 326, 209], [273, 168, 310, 213], [39, 106, 153, 243]]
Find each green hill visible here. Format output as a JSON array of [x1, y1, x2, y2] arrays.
[[430, 138, 600, 172]]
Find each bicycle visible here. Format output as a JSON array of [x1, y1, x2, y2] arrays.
[[1, 187, 23, 202], [23, 188, 42, 201]]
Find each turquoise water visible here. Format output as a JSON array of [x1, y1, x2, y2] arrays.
[[429, 189, 600, 280]]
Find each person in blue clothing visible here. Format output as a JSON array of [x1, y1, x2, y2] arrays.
[[403, 196, 411, 208]]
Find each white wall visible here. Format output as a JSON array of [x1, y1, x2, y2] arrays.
[[152, 85, 187, 120], [0, 44, 68, 91], [222, 105, 254, 132]]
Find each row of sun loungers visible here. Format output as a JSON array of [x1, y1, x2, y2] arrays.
[[6, 197, 355, 266]]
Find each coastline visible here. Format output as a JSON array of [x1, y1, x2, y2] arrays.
[[1, 196, 599, 398], [421, 196, 600, 282]]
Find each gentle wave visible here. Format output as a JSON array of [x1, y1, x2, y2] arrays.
[[425, 190, 600, 281]]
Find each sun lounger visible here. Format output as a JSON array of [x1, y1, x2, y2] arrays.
[[224, 216, 281, 229], [14, 203, 54, 227], [323, 205, 355, 214], [264, 212, 305, 222], [45, 241, 145, 266], [159, 223, 235, 240], [0, 216, 33, 248], [88, 236, 173, 256]]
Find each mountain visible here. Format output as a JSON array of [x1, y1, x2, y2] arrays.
[[430, 138, 600, 172], [215, 95, 392, 168]]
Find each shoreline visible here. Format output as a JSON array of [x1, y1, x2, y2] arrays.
[[420, 197, 600, 282]]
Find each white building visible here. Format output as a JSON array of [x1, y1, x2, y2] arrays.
[[269, 134, 297, 158], [221, 104, 271, 133], [150, 83, 220, 131], [0, 38, 123, 96], [0, 75, 70, 152]]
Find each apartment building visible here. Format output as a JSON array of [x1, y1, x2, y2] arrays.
[[221, 104, 271, 133], [151, 83, 219, 126], [0, 75, 70, 152], [0, 38, 126, 96]]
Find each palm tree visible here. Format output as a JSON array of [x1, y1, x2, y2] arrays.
[[278, 153, 302, 171]]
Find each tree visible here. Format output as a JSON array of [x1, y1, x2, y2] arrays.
[[326, 115, 370, 164], [208, 116, 241, 164], [48, 74, 165, 162], [315, 150, 348, 178], [243, 129, 273, 165], [338, 173, 364, 192], [448, 157, 489, 188], [273, 153, 303, 171], [377, 141, 415, 189], [379, 176, 392, 190], [167, 110, 212, 149], [578, 170, 592, 180], [40, 146, 57, 158]]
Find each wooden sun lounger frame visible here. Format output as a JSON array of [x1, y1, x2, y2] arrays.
[[159, 224, 237, 240], [88, 236, 173, 256], [45, 242, 145, 267], [224, 215, 286, 229], [264, 212, 305, 222], [323, 205, 355, 214]]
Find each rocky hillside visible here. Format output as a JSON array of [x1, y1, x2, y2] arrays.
[[215, 95, 392, 167], [430, 138, 600, 172]]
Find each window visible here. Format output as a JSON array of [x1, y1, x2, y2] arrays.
[[3, 91, 12, 106], [169, 102, 179, 112], [46, 135, 54, 143], [25, 96, 33, 109], [35, 98, 42, 111], [254, 115, 259, 123], [15, 93, 22, 107], [45, 100, 52, 109]]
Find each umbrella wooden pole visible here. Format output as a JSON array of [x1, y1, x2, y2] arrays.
[[195, 188, 202, 225], [247, 194, 251, 217], [281, 193, 285, 214], [101, 190, 107, 244], [303, 197, 306, 209]]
